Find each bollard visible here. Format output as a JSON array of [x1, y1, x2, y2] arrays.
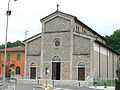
[[38, 80, 39, 84], [79, 82, 80, 87], [52, 81, 54, 86], [15, 79, 17, 83]]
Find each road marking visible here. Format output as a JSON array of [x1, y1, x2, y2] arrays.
[[32, 88, 35, 90], [45, 88, 71, 90]]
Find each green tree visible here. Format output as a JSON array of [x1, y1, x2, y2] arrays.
[[105, 29, 120, 53], [0, 40, 25, 49]]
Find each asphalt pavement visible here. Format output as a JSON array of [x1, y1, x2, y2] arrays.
[[0, 80, 98, 90], [0, 83, 98, 90]]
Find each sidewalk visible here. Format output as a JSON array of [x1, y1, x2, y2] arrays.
[[90, 86, 115, 90]]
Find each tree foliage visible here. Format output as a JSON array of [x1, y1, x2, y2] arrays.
[[0, 40, 25, 49], [105, 29, 120, 53]]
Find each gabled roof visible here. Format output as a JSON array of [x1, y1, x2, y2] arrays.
[[0, 46, 25, 52], [23, 33, 41, 43], [40, 10, 106, 42], [74, 17, 107, 42], [40, 10, 76, 22]]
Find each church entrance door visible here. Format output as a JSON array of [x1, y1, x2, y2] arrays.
[[30, 67, 36, 79], [78, 67, 85, 80], [52, 62, 60, 80]]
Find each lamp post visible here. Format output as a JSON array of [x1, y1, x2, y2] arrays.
[[2, 0, 17, 89]]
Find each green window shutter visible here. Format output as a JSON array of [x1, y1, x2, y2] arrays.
[[7, 54, 10, 61], [17, 54, 20, 60]]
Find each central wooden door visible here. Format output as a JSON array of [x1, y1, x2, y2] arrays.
[[52, 62, 61, 80]]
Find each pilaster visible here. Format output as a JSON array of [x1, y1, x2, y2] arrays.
[[41, 22, 45, 78], [24, 42, 28, 79], [70, 20, 74, 80]]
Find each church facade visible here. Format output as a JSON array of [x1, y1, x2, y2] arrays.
[[24, 10, 119, 80]]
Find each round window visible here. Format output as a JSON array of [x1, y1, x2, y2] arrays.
[[55, 40, 60, 46]]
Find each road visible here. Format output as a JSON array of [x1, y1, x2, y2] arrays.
[[0, 80, 98, 90], [0, 83, 98, 90]]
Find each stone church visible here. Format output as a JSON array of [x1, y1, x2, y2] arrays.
[[24, 9, 119, 81]]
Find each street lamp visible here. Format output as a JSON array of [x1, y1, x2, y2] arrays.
[[2, 0, 17, 89]]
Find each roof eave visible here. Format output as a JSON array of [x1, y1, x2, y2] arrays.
[[95, 40, 120, 55], [74, 17, 107, 42]]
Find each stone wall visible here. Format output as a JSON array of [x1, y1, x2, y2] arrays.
[[42, 32, 71, 80], [43, 32, 70, 61], [75, 23, 106, 44], [72, 35, 91, 80], [45, 16, 71, 32], [73, 55, 91, 80], [73, 35, 91, 54], [26, 37, 41, 79], [27, 37, 41, 56], [42, 15, 72, 80]]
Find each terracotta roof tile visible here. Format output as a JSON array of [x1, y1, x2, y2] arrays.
[[0, 46, 25, 52]]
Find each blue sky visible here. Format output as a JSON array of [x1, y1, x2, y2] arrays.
[[0, 0, 120, 44]]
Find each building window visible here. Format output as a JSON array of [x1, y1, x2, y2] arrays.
[[16, 66, 20, 75], [78, 62, 85, 66], [76, 26, 79, 32], [30, 62, 36, 66], [17, 54, 21, 60], [52, 56, 61, 61], [55, 40, 60, 46], [7, 54, 10, 61], [53, 38, 61, 47]]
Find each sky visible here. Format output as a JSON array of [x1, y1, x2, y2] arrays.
[[0, 0, 120, 44]]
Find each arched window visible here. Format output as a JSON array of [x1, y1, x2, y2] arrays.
[[30, 62, 36, 66], [52, 56, 61, 61], [78, 62, 85, 67], [16, 66, 20, 75]]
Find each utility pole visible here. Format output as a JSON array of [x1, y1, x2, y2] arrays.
[[24, 30, 29, 79], [24, 30, 29, 39]]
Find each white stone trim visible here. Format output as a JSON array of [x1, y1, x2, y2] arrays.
[[90, 39, 94, 77], [24, 42, 27, 78], [41, 12, 74, 23], [73, 32, 94, 40], [41, 22, 45, 78], [70, 19, 74, 80]]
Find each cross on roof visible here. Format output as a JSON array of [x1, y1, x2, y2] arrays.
[[57, 4, 59, 11]]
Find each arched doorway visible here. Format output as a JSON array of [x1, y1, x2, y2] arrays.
[[52, 56, 61, 80], [30, 62, 36, 79], [16, 66, 20, 75], [78, 62, 85, 81]]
